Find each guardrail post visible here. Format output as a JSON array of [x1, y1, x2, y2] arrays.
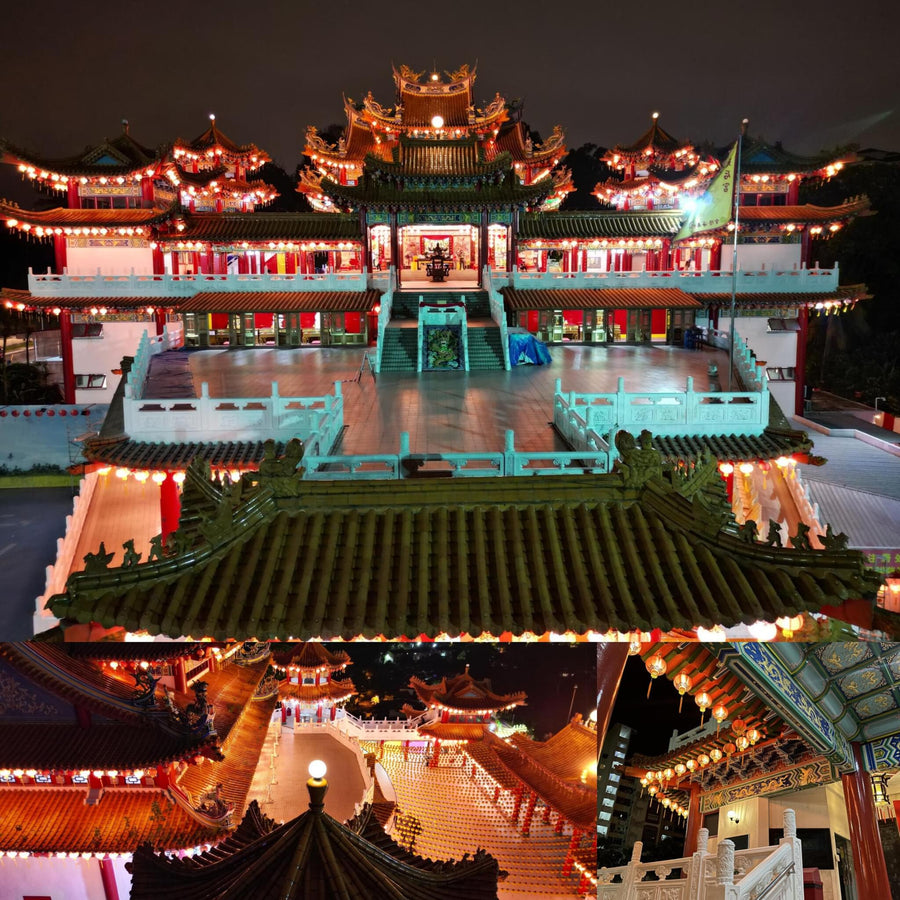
[[504, 429, 516, 476]]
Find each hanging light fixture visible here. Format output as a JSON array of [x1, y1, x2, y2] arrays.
[[713, 704, 729, 736], [709, 748, 723, 763], [747, 728, 762, 745], [675, 763, 686, 777], [735, 735, 750, 752], [673, 671, 693, 713], [645, 654, 667, 698], [731, 718, 747, 736], [695, 691, 712, 725], [698, 753, 710, 768], [685, 758, 697, 773], [775, 615, 804, 638]]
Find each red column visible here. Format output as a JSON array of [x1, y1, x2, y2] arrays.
[[521, 791, 538, 834], [429, 739, 441, 767], [67, 181, 81, 209], [709, 241, 722, 270], [53, 234, 67, 273], [841, 743, 892, 900], [794, 305, 809, 416], [285, 253, 296, 275], [596, 643, 629, 747], [59, 309, 75, 403], [153, 309, 165, 336], [317, 703, 322, 721], [141, 178, 154, 208], [684, 782, 702, 855], [330, 704, 336, 721], [170, 251, 180, 275], [152, 244, 164, 274], [238, 253, 249, 275], [174, 659, 187, 694], [160, 474, 181, 542]]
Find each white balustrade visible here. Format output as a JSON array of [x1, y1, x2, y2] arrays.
[[599, 811, 803, 900], [492, 265, 839, 295], [28, 268, 372, 297], [555, 376, 769, 447]]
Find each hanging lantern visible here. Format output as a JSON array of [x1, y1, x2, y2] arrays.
[[695, 691, 712, 725], [698, 753, 710, 768], [663, 768, 675, 785], [685, 758, 697, 772], [712, 704, 729, 736], [661, 796, 671, 808], [736, 735, 750, 752], [723, 742, 737, 756], [673, 672, 693, 713], [747, 728, 762, 745], [775, 615, 804, 638], [731, 718, 747, 736], [645, 654, 667, 698], [871, 773, 892, 819], [675, 763, 686, 777], [628, 639, 643, 656], [709, 748, 723, 763], [648, 785, 658, 796]]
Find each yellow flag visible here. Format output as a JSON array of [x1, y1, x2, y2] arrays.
[[675, 142, 737, 241]]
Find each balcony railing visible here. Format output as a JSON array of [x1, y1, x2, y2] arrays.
[[28, 269, 371, 296], [491, 265, 839, 295]]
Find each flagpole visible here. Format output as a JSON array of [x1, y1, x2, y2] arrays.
[[728, 119, 749, 392]]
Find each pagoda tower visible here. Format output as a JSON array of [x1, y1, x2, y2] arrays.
[[276, 642, 356, 725], [402, 665, 526, 766]]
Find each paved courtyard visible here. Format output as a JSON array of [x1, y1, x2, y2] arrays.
[[149, 343, 733, 455]]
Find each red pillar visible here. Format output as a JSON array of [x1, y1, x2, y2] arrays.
[[53, 234, 67, 273], [841, 743, 892, 900], [684, 782, 702, 855], [596, 643, 629, 748], [152, 244, 164, 274], [67, 181, 81, 209], [521, 791, 538, 835], [59, 309, 75, 403], [97, 859, 119, 900], [429, 739, 441, 767], [795, 305, 809, 416], [173, 659, 187, 694], [153, 309, 165, 336], [709, 241, 722, 270], [330, 704, 336, 721], [160, 474, 181, 542], [141, 178, 154, 208]]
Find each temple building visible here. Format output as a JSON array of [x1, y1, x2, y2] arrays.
[[0, 62, 893, 645], [276, 642, 356, 725], [0, 642, 276, 899], [596, 642, 900, 900]]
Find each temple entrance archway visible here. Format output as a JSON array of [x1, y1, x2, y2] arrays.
[[397, 223, 480, 289]]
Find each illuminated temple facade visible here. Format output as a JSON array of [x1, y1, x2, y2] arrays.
[[1, 63, 866, 417], [0, 63, 886, 644]]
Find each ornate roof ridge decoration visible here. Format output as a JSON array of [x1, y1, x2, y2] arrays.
[[282, 641, 351, 670], [393, 62, 477, 95], [0, 127, 164, 177], [47, 442, 882, 641], [604, 114, 695, 165], [172, 117, 271, 168], [128, 797, 505, 899], [735, 133, 858, 175], [1, 198, 179, 235], [407, 668, 527, 713]]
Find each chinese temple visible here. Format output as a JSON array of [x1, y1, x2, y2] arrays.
[[275, 641, 356, 724], [45, 447, 882, 641], [596, 642, 900, 900], [0, 642, 277, 899], [402, 665, 527, 761]]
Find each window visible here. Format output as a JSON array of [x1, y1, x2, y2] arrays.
[[608, 772, 620, 783], [74, 374, 107, 389], [71, 323, 103, 338], [602, 797, 615, 808], [605, 785, 618, 795], [613, 750, 625, 760], [767, 317, 800, 333]]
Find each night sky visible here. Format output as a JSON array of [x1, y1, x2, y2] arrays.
[[2, 0, 899, 177]]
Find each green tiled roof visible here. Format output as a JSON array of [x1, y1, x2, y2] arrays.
[[49, 463, 880, 641], [519, 211, 684, 239], [169, 212, 362, 243], [322, 173, 549, 210]]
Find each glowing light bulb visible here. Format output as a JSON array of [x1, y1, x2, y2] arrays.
[[308, 759, 327, 780], [431, 115, 444, 129]]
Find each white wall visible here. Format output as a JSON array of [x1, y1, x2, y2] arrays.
[[0, 855, 107, 900], [66, 243, 154, 275], [720, 243, 803, 271], [73, 322, 152, 404]]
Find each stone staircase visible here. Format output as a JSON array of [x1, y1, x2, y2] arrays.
[[467, 326, 505, 370], [379, 327, 418, 372], [380, 290, 506, 372]]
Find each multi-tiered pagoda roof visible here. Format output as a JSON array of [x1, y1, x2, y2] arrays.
[[299, 63, 570, 212]]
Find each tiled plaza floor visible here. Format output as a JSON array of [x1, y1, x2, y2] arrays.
[[156, 342, 733, 455]]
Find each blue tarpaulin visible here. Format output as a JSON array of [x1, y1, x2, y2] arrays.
[[508, 329, 552, 366]]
